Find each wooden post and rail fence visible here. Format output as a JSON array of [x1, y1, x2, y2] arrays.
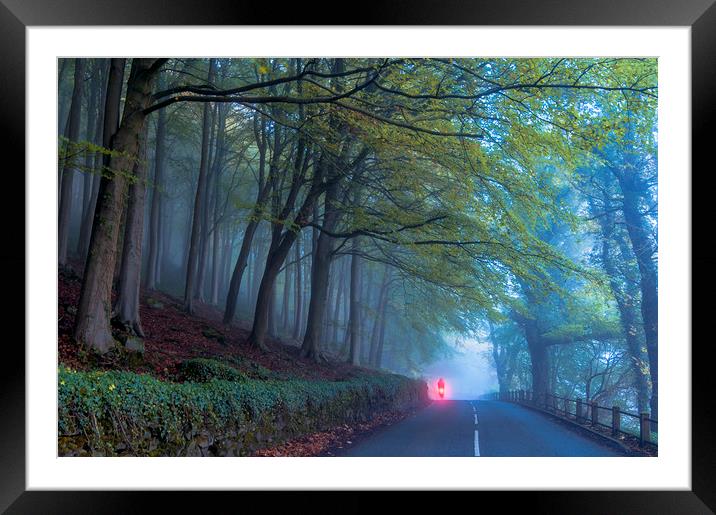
[[489, 390, 658, 448]]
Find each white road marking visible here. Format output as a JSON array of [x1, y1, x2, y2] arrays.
[[473, 401, 480, 456]]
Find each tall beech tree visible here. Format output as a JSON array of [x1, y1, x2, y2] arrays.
[[184, 58, 217, 314], [77, 59, 110, 262], [114, 129, 149, 335], [612, 151, 658, 419], [74, 58, 165, 353], [223, 113, 269, 324], [145, 73, 168, 291], [76, 60, 101, 260], [58, 58, 85, 266]]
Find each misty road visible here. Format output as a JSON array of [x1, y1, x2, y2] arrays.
[[336, 400, 623, 457]]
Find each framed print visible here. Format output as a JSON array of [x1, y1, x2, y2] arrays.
[[3, 0, 714, 512]]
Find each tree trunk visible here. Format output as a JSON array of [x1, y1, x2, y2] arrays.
[[300, 226, 333, 360], [597, 197, 651, 413], [331, 257, 345, 346], [292, 233, 303, 339], [523, 319, 549, 404], [220, 229, 234, 301], [195, 107, 217, 303], [251, 227, 268, 315], [301, 177, 342, 360], [74, 58, 162, 354], [113, 129, 149, 335], [210, 226, 222, 305], [58, 58, 85, 266], [145, 73, 167, 291], [360, 264, 373, 364], [210, 105, 227, 305], [375, 308, 388, 369], [247, 156, 325, 350], [57, 59, 70, 136], [267, 283, 278, 338], [342, 258, 351, 348], [348, 237, 362, 365], [223, 117, 268, 324], [76, 60, 100, 258], [184, 58, 217, 314], [159, 198, 171, 281], [247, 232, 299, 350], [223, 220, 262, 324], [78, 59, 111, 263], [281, 258, 291, 331], [245, 247, 253, 308], [616, 171, 658, 419], [488, 321, 508, 394], [369, 268, 390, 367]]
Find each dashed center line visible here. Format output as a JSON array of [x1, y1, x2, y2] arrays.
[[472, 401, 480, 456]]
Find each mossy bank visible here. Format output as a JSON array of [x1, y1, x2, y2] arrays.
[[58, 361, 429, 456]]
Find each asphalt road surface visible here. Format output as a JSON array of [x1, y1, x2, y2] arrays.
[[337, 400, 622, 457]]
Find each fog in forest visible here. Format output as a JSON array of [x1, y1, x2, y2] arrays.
[[57, 57, 658, 422], [423, 335, 497, 400]]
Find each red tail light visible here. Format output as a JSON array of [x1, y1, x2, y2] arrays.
[[438, 386, 444, 395]]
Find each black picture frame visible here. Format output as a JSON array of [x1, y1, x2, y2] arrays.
[[2, 1, 712, 512]]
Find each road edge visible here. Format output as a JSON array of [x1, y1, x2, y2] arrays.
[[493, 400, 633, 455]]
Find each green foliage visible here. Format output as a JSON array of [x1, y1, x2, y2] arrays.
[[177, 358, 249, 383], [58, 136, 146, 183], [57, 365, 427, 456], [226, 356, 279, 380]]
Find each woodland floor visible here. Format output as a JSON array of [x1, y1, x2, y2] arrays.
[[58, 265, 376, 383], [58, 265, 409, 456]]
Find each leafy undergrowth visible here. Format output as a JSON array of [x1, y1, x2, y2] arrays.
[[58, 366, 428, 456], [59, 267, 376, 382], [58, 266, 429, 456]]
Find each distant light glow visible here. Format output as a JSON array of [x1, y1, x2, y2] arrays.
[[424, 335, 498, 400]]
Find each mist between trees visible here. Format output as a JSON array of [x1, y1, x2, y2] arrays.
[[57, 57, 658, 418]]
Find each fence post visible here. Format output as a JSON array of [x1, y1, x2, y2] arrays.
[[640, 412, 651, 447], [591, 402, 598, 426], [576, 398, 583, 423], [612, 406, 621, 436]]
